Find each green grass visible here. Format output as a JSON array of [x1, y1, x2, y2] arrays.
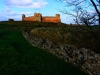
[[0, 24, 89, 75]]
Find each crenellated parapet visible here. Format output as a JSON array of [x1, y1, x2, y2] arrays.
[[43, 16, 56, 18], [22, 12, 61, 23]]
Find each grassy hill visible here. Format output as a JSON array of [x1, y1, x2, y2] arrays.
[[29, 23, 100, 53], [0, 22, 89, 75]]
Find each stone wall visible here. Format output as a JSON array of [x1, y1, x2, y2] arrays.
[[22, 30, 100, 75], [22, 13, 61, 23], [42, 17, 60, 23], [8, 19, 14, 21]]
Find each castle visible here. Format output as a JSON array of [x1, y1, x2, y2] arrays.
[[22, 12, 61, 23]]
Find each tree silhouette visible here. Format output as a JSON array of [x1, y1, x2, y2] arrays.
[[56, 0, 100, 26]]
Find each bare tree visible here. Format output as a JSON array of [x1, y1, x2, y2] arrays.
[[56, 0, 100, 26]]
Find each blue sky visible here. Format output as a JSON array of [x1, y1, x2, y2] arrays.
[[0, 0, 74, 24]]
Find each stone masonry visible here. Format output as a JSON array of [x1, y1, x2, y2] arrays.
[[22, 12, 61, 23]]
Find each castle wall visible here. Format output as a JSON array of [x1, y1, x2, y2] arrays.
[[42, 17, 60, 23], [22, 13, 61, 23], [23, 17, 34, 21]]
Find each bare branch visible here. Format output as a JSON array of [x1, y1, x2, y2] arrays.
[[56, 0, 100, 25]]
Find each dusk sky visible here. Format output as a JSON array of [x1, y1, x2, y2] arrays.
[[0, 0, 74, 24]]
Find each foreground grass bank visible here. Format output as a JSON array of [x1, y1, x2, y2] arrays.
[[0, 24, 89, 75], [30, 27, 100, 53]]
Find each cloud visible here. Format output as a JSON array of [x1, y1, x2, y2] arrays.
[[88, 10, 96, 14], [0, 15, 8, 21], [61, 17, 74, 24], [0, 7, 33, 21], [5, 0, 32, 6], [17, 12, 33, 15], [4, 0, 48, 8], [1, 6, 33, 15]]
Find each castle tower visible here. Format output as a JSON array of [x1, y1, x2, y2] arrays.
[[56, 14, 61, 22], [34, 13, 42, 22], [22, 14, 25, 21], [56, 14, 60, 18]]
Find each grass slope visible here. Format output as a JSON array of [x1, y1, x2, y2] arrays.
[[0, 24, 88, 75], [30, 27, 100, 53]]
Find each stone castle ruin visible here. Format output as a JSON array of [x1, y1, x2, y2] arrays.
[[22, 12, 61, 23]]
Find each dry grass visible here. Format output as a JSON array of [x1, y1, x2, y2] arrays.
[[30, 28, 69, 44], [30, 27, 100, 53], [0, 21, 100, 53]]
